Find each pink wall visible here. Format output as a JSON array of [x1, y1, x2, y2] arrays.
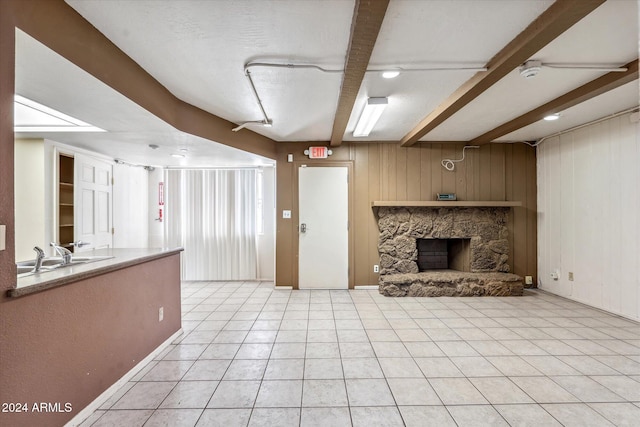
[[0, 254, 182, 427], [0, 0, 17, 290]]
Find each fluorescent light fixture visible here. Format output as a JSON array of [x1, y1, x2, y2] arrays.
[[544, 113, 560, 121], [232, 119, 272, 132], [353, 97, 388, 137], [14, 95, 106, 132], [382, 70, 400, 79]]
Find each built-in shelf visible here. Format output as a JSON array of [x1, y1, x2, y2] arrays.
[[58, 154, 75, 253], [371, 201, 522, 208]]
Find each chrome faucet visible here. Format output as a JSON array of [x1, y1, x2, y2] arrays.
[[32, 246, 45, 272], [50, 242, 73, 265]]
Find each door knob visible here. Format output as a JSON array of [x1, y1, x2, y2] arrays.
[[300, 223, 307, 233]]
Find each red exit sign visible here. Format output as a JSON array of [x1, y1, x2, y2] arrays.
[[308, 146, 328, 159]]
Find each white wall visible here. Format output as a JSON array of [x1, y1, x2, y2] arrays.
[[537, 112, 640, 321], [113, 163, 149, 248], [14, 138, 45, 261], [257, 166, 275, 280]]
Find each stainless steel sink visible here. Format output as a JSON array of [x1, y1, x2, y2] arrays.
[[16, 255, 114, 278], [68, 256, 114, 263], [17, 265, 37, 274], [17, 259, 65, 267]]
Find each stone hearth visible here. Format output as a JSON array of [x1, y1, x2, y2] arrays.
[[376, 206, 523, 297], [380, 271, 524, 297]]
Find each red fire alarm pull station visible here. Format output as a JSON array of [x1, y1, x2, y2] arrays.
[[158, 208, 163, 222]]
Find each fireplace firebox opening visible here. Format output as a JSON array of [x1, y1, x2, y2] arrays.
[[417, 238, 470, 272]]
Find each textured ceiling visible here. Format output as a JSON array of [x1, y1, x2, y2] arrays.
[[14, 0, 639, 166]]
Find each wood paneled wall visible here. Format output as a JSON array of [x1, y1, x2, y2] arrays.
[[276, 142, 537, 288]]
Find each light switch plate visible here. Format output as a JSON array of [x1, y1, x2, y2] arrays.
[[283, 210, 291, 219], [0, 225, 5, 251]]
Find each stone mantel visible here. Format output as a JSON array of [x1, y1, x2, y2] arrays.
[[372, 200, 522, 208]]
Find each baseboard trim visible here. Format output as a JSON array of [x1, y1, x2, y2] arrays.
[[65, 328, 183, 427], [354, 285, 379, 290]]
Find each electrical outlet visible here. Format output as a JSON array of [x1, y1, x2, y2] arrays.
[[525, 276, 533, 285], [373, 265, 379, 273], [158, 307, 164, 322], [568, 272, 574, 281], [282, 210, 291, 219]]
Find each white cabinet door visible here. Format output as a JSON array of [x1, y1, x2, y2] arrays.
[[74, 154, 113, 251], [298, 166, 349, 289]]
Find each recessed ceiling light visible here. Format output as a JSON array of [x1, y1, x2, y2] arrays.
[[170, 153, 185, 158], [544, 114, 560, 121], [382, 70, 400, 79], [179, 148, 188, 152]]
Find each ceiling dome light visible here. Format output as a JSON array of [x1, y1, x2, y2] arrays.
[[519, 60, 542, 79], [544, 114, 560, 121], [382, 70, 400, 79], [171, 153, 185, 158]]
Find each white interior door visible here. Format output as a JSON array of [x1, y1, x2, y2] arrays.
[[298, 166, 348, 289], [74, 154, 113, 252]]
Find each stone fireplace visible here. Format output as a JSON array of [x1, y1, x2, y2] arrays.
[[376, 205, 523, 297]]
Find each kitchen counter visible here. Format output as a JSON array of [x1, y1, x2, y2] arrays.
[[8, 247, 183, 298]]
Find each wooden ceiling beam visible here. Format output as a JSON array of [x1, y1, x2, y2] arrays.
[[471, 59, 639, 144], [399, 0, 606, 147], [330, 0, 389, 147]]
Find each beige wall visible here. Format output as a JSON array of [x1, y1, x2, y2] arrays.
[[14, 138, 45, 261], [276, 142, 537, 288]]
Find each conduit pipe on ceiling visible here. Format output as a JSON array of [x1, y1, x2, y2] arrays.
[[527, 106, 640, 147], [542, 63, 629, 72], [240, 61, 489, 130], [114, 158, 155, 171], [239, 61, 631, 134]]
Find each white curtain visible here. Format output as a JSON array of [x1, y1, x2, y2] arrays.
[[165, 169, 257, 280]]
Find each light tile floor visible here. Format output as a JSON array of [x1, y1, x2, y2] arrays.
[[81, 282, 640, 426]]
